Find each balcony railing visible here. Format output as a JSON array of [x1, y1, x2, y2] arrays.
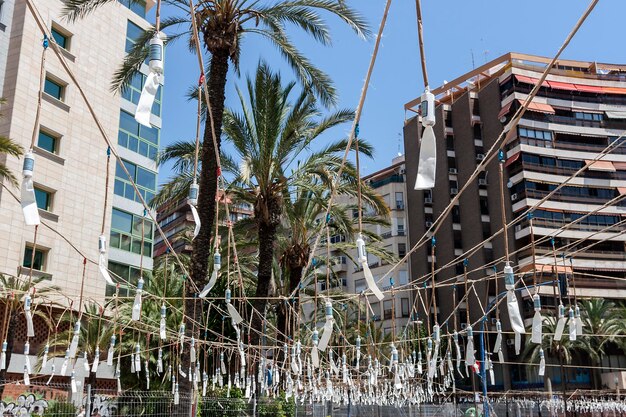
[[516, 217, 626, 233], [509, 161, 626, 180], [516, 188, 625, 206]]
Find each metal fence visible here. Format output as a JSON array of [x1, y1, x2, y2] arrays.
[[0, 382, 624, 417]]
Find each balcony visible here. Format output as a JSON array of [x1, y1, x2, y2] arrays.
[[509, 161, 626, 181], [521, 111, 626, 131], [515, 188, 625, 206], [509, 82, 626, 106], [369, 174, 404, 189], [515, 217, 626, 234]]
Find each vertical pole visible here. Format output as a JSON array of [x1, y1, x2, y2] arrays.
[[86, 384, 92, 417], [480, 317, 489, 417]]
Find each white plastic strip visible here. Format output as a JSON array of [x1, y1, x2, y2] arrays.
[[135, 72, 161, 127], [189, 203, 201, 239], [414, 126, 437, 190], [21, 177, 40, 226]]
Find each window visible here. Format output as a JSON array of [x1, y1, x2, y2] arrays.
[[119, 0, 146, 18], [114, 159, 157, 203], [110, 208, 154, 257], [44, 77, 64, 101], [118, 110, 160, 159], [446, 135, 454, 151], [106, 261, 142, 297], [125, 20, 145, 53], [51, 26, 70, 50], [399, 270, 408, 285], [518, 127, 552, 141], [383, 300, 393, 320], [23, 247, 46, 271], [398, 243, 406, 258], [34, 187, 52, 211], [401, 298, 410, 318], [354, 279, 366, 293], [479, 196, 490, 215], [397, 218, 405, 236], [574, 112, 602, 121], [370, 302, 380, 319], [38, 129, 59, 154], [395, 192, 404, 209], [122, 72, 162, 116], [452, 206, 461, 223]]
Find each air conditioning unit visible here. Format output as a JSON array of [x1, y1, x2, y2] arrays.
[[478, 179, 488, 186], [476, 153, 486, 161], [424, 197, 433, 204], [506, 339, 515, 346], [510, 193, 518, 201], [450, 188, 459, 195], [425, 221, 433, 227], [449, 168, 458, 174], [400, 168, 406, 174]]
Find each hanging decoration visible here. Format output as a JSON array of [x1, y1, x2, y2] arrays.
[[132, 277, 144, 321], [356, 235, 384, 301], [199, 250, 220, 298], [135, 32, 165, 126], [24, 294, 35, 338], [415, 89, 437, 190], [225, 288, 243, 325], [554, 304, 566, 341], [98, 234, 114, 286], [504, 263, 525, 354], [531, 294, 543, 344], [21, 151, 40, 226], [317, 299, 334, 352]]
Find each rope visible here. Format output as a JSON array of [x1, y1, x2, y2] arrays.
[[414, 0, 429, 88]]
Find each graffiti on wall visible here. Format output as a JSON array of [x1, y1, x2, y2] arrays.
[[0, 394, 48, 417], [90, 395, 117, 417]]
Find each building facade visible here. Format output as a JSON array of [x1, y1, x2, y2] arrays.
[[321, 155, 412, 337], [0, 0, 161, 303], [403, 53, 626, 390]]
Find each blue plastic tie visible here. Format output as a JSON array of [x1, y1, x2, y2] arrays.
[[463, 258, 469, 267], [43, 35, 49, 49], [355, 124, 360, 138], [527, 211, 534, 220], [106, 146, 111, 157], [498, 149, 505, 162], [431, 236, 436, 247]]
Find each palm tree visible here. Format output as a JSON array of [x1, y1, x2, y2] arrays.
[[221, 62, 367, 341], [523, 315, 580, 391], [0, 98, 24, 187], [0, 274, 59, 387], [62, 0, 369, 328], [575, 299, 619, 389]]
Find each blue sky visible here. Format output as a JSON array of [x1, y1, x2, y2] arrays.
[[156, 0, 626, 183]]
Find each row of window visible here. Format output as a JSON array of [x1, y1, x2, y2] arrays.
[[526, 209, 622, 227], [114, 159, 157, 204], [521, 154, 584, 170], [118, 110, 160, 160], [369, 298, 411, 321], [111, 208, 154, 257], [518, 127, 552, 141]]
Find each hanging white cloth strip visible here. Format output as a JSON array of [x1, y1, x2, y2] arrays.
[[538, 348, 546, 376], [575, 305, 583, 335], [135, 33, 165, 127], [23, 294, 35, 338], [132, 277, 144, 321], [504, 263, 525, 352], [199, 250, 220, 298], [225, 288, 243, 325], [317, 299, 333, 352], [92, 347, 100, 373], [188, 182, 201, 239], [0, 340, 7, 370], [568, 308, 577, 341], [159, 304, 167, 340], [98, 235, 114, 285], [41, 344, 49, 371], [415, 90, 437, 190], [554, 304, 566, 341], [107, 335, 116, 366], [356, 235, 384, 300], [68, 321, 80, 358], [21, 152, 40, 226], [531, 294, 543, 344], [465, 327, 475, 368], [311, 329, 320, 368]]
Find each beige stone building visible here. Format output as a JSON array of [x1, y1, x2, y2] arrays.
[[0, 0, 160, 307]]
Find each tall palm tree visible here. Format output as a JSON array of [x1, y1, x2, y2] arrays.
[[0, 98, 24, 187], [62, 0, 369, 327], [575, 299, 619, 388], [0, 274, 59, 387], [222, 62, 363, 341]]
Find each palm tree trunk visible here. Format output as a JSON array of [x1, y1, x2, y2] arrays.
[[0, 311, 17, 390], [251, 196, 282, 345], [182, 48, 229, 412]]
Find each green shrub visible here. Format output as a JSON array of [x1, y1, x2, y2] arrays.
[[43, 400, 76, 417]]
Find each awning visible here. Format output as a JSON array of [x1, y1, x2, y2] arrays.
[[585, 160, 616, 172], [618, 187, 626, 196], [525, 101, 555, 114], [504, 152, 521, 168], [520, 264, 572, 273], [612, 162, 626, 170], [602, 86, 626, 95], [515, 74, 550, 88], [498, 101, 513, 119], [575, 84, 604, 94], [605, 110, 626, 119], [548, 80, 578, 91]]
